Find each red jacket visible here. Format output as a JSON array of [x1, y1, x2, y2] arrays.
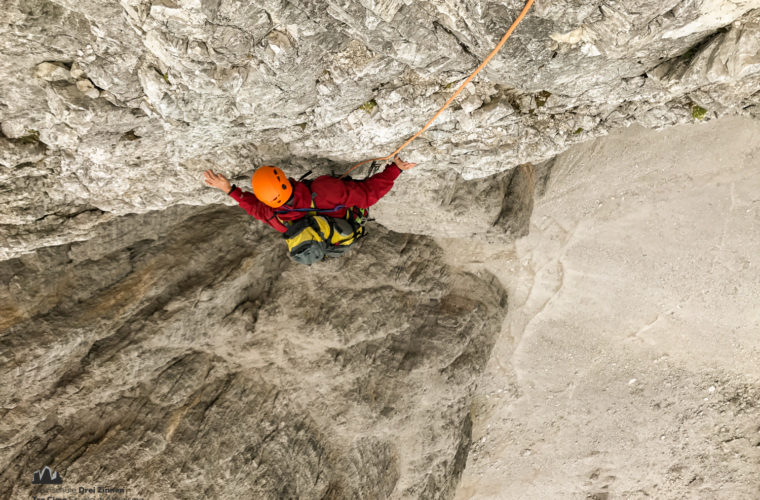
[[229, 163, 402, 232]]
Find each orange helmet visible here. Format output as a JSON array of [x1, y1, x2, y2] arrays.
[[251, 165, 292, 208]]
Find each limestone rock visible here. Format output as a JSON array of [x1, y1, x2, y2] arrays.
[[75, 79, 100, 99], [0, 206, 507, 499], [3, 2, 760, 498], [34, 62, 74, 83], [69, 61, 85, 79], [2, 1, 760, 257]]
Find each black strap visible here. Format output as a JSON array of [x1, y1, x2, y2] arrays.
[[282, 217, 311, 239], [227, 184, 236, 195]]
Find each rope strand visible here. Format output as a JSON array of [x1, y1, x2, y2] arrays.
[[340, 0, 536, 179]]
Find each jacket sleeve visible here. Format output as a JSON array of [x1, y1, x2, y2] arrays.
[[228, 187, 285, 231], [318, 163, 402, 209]]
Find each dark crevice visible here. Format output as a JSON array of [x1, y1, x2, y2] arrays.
[[492, 163, 535, 238], [433, 21, 478, 62], [200, 375, 235, 421], [674, 27, 730, 64], [533, 157, 556, 197], [34, 207, 105, 222]]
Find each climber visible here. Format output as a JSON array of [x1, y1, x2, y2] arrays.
[[202, 156, 417, 264]]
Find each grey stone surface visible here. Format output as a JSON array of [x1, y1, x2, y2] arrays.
[[3, 2, 760, 499], [3, 1, 760, 258], [0, 205, 507, 499], [452, 116, 760, 500]]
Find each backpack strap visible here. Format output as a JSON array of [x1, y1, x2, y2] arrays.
[[275, 196, 348, 216], [282, 215, 334, 246], [266, 213, 289, 232], [297, 170, 313, 183], [282, 216, 312, 239]]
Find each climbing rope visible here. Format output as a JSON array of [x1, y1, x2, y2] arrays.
[[341, 0, 536, 179]]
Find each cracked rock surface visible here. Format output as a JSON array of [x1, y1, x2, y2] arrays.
[[0, 207, 507, 499], [3, 1, 760, 499], [3, 1, 760, 257]]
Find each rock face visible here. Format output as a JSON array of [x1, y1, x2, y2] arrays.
[[454, 115, 760, 500], [3, 1, 760, 257], [2, 1, 760, 499], [0, 206, 507, 498]]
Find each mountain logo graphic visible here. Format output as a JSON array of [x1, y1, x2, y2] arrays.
[[32, 466, 63, 484]]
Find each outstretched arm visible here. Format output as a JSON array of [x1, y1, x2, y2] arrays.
[[348, 156, 417, 206], [204, 169, 233, 193], [317, 156, 418, 209], [203, 169, 284, 231]]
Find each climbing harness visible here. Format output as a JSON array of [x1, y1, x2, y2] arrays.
[[340, 0, 536, 178]]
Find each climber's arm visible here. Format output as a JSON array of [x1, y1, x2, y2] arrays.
[[317, 157, 417, 209], [228, 187, 278, 222], [203, 169, 283, 230]]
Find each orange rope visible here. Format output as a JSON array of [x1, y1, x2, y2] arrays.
[[340, 0, 535, 179]]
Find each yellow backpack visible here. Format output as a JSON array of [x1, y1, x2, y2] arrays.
[[280, 205, 369, 265]]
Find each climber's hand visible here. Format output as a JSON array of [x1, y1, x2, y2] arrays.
[[204, 169, 232, 193], [394, 156, 417, 171]]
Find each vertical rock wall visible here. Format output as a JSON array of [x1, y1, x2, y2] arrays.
[[3, 2, 760, 498], [0, 205, 507, 498]]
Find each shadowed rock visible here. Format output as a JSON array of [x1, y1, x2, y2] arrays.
[[0, 206, 507, 498]]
